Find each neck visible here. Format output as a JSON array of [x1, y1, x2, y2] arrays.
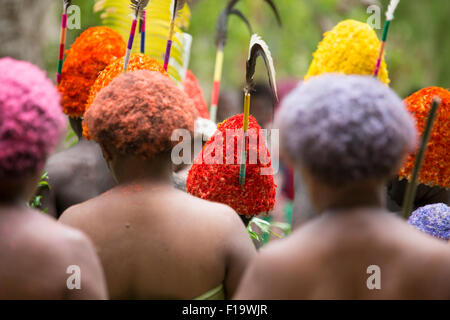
[[318, 184, 385, 214], [0, 175, 39, 207], [302, 172, 386, 214], [111, 153, 173, 186]]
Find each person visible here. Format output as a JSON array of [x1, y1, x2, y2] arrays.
[[234, 74, 450, 299], [59, 70, 255, 299], [0, 57, 107, 299], [35, 27, 124, 218]]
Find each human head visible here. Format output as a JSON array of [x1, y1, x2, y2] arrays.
[[84, 70, 196, 180], [0, 58, 66, 201], [58, 26, 125, 134], [408, 203, 450, 241], [305, 20, 390, 85], [276, 74, 416, 211]]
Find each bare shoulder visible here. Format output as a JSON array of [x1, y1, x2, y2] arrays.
[[59, 189, 113, 226], [180, 191, 244, 227], [234, 225, 320, 300]]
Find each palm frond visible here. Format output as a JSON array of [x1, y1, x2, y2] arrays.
[[94, 0, 191, 83]]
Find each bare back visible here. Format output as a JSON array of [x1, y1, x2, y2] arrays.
[[235, 209, 450, 299], [38, 141, 116, 218], [59, 183, 255, 299], [0, 206, 107, 299]]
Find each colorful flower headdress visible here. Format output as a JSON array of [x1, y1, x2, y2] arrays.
[[305, 19, 390, 84], [399, 87, 450, 188], [187, 114, 276, 216], [58, 26, 126, 118], [408, 203, 450, 241], [83, 53, 167, 138]]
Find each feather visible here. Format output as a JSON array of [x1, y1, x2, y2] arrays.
[[246, 34, 278, 101], [386, 0, 400, 21], [215, 1, 252, 48], [172, 0, 187, 20], [130, 0, 150, 17], [63, 0, 72, 11], [263, 0, 282, 26]]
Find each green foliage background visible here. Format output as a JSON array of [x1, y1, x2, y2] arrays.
[[46, 0, 450, 101]]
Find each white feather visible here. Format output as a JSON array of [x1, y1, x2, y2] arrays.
[[248, 34, 278, 100], [386, 0, 400, 21]]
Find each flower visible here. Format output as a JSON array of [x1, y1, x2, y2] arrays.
[[58, 26, 126, 117], [84, 70, 196, 159], [305, 19, 390, 85], [0, 58, 66, 178], [408, 203, 450, 241], [183, 70, 210, 119], [398, 87, 450, 188], [187, 114, 277, 216], [83, 53, 167, 138]]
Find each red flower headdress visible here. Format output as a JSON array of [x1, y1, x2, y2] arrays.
[[187, 113, 276, 216], [183, 70, 210, 119]]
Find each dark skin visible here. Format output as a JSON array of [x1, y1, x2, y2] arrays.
[[59, 151, 256, 299], [235, 166, 450, 299], [36, 118, 116, 218], [0, 171, 107, 299]]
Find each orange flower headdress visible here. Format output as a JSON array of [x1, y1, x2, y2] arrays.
[[399, 87, 450, 188], [83, 53, 167, 138], [58, 26, 126, 117]]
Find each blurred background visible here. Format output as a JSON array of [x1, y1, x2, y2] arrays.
[[1, 0, 449, 100]]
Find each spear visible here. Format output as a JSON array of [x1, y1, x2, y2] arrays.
[[239, 34, 278, 186], [210, 0, 282, 123], [124, 0, 149, 72], [56, 0, 71, 84], [374, 0, 400, 77], [402, 97, 441, 218], [163, 0, 186, 71]]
